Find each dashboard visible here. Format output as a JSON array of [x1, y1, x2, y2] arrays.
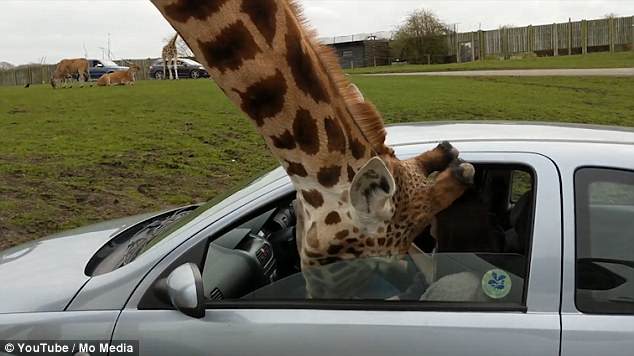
[[201, 203, 299, 301]]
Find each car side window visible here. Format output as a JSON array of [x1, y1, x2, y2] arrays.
[[511, 170, 532, 203], [199, 164, 535, 310], [575, 168, 634, 314]]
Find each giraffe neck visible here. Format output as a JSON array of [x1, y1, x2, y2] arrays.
[[151, 0, 391, 196]]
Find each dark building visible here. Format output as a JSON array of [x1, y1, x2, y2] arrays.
[[328, 39, 391, 69]]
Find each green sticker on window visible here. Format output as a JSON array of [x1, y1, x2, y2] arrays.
[[482, 269, 512, 299]]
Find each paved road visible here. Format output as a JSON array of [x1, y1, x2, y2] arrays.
[[365, 68, 634, 77]]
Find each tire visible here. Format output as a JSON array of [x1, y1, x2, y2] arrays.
[[154, 71, 164, 80], [190, 70, 200, 79]]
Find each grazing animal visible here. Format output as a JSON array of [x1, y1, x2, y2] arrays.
[[149, 0, 474, 286], [162, 33, 179, 80], [96, 64, 141, 86], [50, 58, 89, 89]]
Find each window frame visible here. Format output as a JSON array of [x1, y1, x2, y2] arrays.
[[131, 152, 560, 314], [197, 163, 537, 312], [574, 166, 634, 315]]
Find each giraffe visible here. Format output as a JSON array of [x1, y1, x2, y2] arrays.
[[162, 33, 179, 80], [149, 0, 474, 293]]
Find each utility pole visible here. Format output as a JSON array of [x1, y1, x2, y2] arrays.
[[107, 33, 112, 60]]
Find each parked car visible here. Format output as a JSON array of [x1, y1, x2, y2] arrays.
[[149, 58, 209, 80], [1, 122, 633, 356], [87, 59, 128, 80]]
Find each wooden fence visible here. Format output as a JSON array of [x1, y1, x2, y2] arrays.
[[0, 59, 156, 87], [448, 15, 634, 62]]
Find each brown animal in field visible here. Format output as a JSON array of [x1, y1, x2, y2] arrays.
[[50, 58, 90, 89], [96, 64, 140, 86]]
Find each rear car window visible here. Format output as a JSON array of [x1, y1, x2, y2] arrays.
[[575, 168, 634, 314]]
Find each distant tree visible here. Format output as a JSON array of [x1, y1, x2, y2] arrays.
[[391, 9, 449, 64], [176, 37, 194, 58], [604, 13, 618, 19]]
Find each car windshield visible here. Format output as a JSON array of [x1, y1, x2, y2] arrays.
[[85, 167, 282, 276], [137, 167, 284, 255], [180, 58, 202, 66], [100, 59, 118, 66]]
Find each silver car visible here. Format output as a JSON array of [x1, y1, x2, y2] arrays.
[[1, 122, 633, 356]]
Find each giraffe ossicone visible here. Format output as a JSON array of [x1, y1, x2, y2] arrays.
[[150, 0, 475, 271]]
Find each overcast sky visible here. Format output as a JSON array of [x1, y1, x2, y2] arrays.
[[1, 0, 633, 65]]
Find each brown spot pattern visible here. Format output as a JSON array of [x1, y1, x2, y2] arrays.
[[286, 161, 307, 177], [350, 138, 367, 160], [285, 15, 329, 103], [327, 244, 344, 255], [271, 130, 296, 150], [335, 230, 349, 240], [336, 109, 368, 160], [198, 21, 260, 74], [240, 0, 277, 46], [235, 70, 287, 126], [324, 117, 346, 153], [292, 109, 320, 155], [347, 165, 356, 182], [325, 211, 341, 225], [317, 165, 341, 188], [301, 189, 324, 208], [164, 0, 228, 23]]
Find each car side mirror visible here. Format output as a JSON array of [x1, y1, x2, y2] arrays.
[[159, 263, 205, 318]]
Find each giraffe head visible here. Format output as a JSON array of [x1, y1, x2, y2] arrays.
[[150, 0, 474, 271]]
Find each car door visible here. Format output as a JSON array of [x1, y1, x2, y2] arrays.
[[561, 165, 634, 356], [90, 60, 105, 79], [176, 60, 188, 77], [113, 152, 562, 356]]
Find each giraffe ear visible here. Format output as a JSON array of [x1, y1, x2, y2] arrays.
[[349, 157, 396, 228]]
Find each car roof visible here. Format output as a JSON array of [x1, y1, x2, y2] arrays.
[[385, 121, 634, 147]]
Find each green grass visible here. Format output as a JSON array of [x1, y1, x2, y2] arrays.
[[352, 75, 634, 125], [348, 51, 634, 74], [1, 76, 633, 248]]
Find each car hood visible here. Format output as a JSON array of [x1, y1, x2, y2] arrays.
[[0, 213, 156, 314]]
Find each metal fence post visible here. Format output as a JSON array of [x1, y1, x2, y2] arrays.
[[527, 25, 533, 54], [609, 17, 615, 53], [568, 19, 572, 55], [470, 32, 476, 61], [582, 20, 588, 54], [553, 23, 559, 56], [479, 30, 485, 61], [631, 16, 634, 51]]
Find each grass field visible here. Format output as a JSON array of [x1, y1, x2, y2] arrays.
[[1, 76, 633, 248], [348, 51, 634, 74]]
